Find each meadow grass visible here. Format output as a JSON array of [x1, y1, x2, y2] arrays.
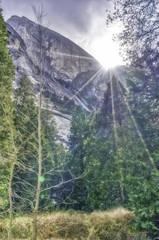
[[0, 207, 147, 239]]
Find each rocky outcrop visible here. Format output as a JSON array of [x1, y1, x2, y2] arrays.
[[7, 16, 133, 145]]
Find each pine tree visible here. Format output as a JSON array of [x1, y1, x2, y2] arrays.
[[0, 8, 15, 158], [0, 8, 17, 240], [13, 76, 62, 212], [68, 107, 91, 210], [13, 76, 39, 211]]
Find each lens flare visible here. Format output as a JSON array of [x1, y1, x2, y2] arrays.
[[40, 176, 45, 183]]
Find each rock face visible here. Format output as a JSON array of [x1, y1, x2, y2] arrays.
[[7, 15, 131, 145]]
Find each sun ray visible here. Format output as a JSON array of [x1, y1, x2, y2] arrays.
[[109, 71, 125, 203], [50, 51, 99, 62], [111, 70, 158, 173], [109, 70, 118, 149], [62, 68, 103, 109]]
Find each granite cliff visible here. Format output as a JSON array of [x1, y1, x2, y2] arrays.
[[6, 16, 134, 145]]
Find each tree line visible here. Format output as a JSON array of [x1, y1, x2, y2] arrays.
[[66, 69, 159, 237]]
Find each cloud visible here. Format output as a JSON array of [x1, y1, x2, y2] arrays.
[[46, 0, 106, 32], [1, 0, 112, 58], [1, 0, 109, 33]]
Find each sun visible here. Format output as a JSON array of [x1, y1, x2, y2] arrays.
[[91, 31, 124, 70]]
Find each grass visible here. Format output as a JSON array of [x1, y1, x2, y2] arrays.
[[0, 207, 147, 240]]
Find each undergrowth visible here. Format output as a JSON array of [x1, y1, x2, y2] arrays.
[[0, 207, 147, 239]]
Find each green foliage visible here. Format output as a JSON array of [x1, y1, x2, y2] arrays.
[[13, 76, 38, 211], [127, 173, 159, 236], [13, 76, 65, 212], [67, 71, 159, 238], [0, 9, 15, 154], [0, 9, 15, 211], [67, 107, 91, 210]]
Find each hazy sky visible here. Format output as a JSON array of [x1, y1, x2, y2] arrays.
[[1, 0, 124, 68]]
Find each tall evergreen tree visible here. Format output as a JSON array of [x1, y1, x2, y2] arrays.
[[68, 107, 91, 210], [13, 76, 64, 212], [0, 8, 17, 240], [0, 8, 15, 159]]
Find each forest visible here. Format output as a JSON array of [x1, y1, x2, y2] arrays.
[[0, 0, 159, 239]]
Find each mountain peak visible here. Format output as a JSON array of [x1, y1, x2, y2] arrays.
[[7, 15, 132, 145], [7, 16, 104, 144], [8, 15, 134, 145], [7, 15, 29, 22]]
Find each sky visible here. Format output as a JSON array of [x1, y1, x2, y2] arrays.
[[1, 0, 124, 68]]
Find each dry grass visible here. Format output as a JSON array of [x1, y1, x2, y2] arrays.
[[0, 208, 147, 240]]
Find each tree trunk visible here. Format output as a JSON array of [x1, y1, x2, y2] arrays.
[[8, 129, 16, 240], [32, 22, 43, 240]]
